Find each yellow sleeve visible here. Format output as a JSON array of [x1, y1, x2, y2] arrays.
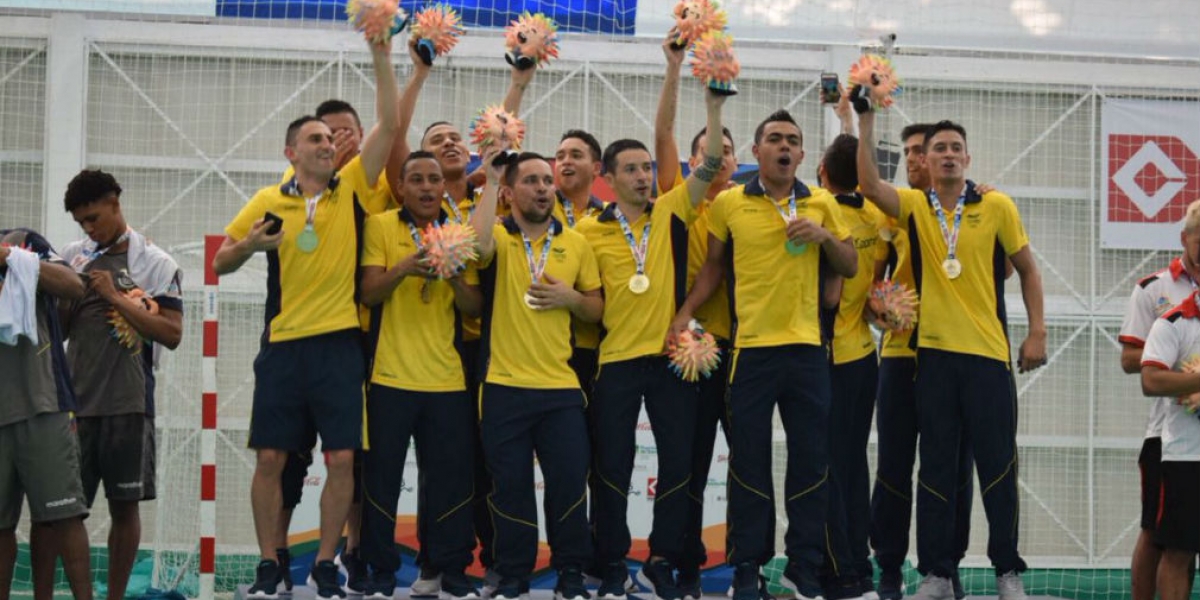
[[657, 171, 686, 196], [576, 240, 602, 293], [820, 194, 853, 241], [225, 192, 269, 241], [706, 190, 732, 243], [896, 188, 923, 225], [280, 165, 294, 185], [995, 193, 1031, 256], [479, 224, 507, 269], [362, 213, 389, 269], [338, 156, 371, 206], [659, 182, 699, 226]]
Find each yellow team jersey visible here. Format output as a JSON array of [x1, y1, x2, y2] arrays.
[[228, 160, 373, 342], [708, 178, 852, 349], [480, 218, 602, 389], [554, 192, 607, 351], [576, 186, 697, 364], [878, 214, 916, 358], [660, 172, 732, 342], [361, 209, 478, 392], [830, 193, 888, 364], [896, 183, 1029, 362], [281, 155, 396, 214]]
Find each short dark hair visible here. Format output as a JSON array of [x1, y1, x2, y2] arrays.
[[821, 134, 858, 192], [754, 109, 801, 145], [421, 121, 455, 146], [601, 139, 650, 175], [503, 152, 551, 187], [689, 126, 735, 157], [560, 129, 603, 163], [900, 123, 934, 143], [402, 150, 439, 177], [286, 115, 324, 147], [924, 120, 968, 149], [64, 169, 122, 212], [315, 99, 361, 128]]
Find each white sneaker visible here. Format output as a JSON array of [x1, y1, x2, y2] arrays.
[[412, 571, 443, 598], [909, 575, 954, 600], [996, 571, 1028, 600], [481, 570, 502, 600]]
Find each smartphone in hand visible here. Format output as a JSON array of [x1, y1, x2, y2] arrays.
[[263, 212, 284, 235], [820, 72, 840, 104]]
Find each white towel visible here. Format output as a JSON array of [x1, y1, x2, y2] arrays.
[[0, 246, 41, 346]]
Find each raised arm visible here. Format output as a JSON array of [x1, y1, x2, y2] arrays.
[[360, 40, 400, 185], [471, 149, 505, 262], [502, 62, 536, 115], [655, 28, 686, 189], [1010, 245, 1047, 373], [683, 89, 728, 208], [212, 219, 283, 276], [386, 40, 432, 194], [856, 110, 901, 218]]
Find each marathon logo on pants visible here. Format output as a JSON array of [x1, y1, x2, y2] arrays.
[[1102, 99, 1200, 249]]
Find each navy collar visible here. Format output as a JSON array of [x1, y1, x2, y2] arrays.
[[834, 192, 864, 208], [597, 201, 654, 223], [399, 207, 450, 227], [280, 173, 341, 198], [745, 176, 812, 200], [925, 180, 983, 205], [501, 215, 565, 236]]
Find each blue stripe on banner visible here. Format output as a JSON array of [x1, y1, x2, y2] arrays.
[[215, 0, 636, 35]]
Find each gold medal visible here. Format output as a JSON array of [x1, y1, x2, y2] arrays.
[[524, 291, 538, 310], [628, 273, 651, 295], [942, 258, 962, 279]]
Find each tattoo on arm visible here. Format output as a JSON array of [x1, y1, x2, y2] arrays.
[[694, 154, 723, 183]]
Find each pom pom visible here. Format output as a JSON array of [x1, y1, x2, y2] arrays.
[[1180, 355, 1200, 414], [108, 289, 159, 352], [421, 222, 479, 279], [504, 12, 559, 69], [672, 0, 727, 48], [871, 280, 919, 332], [848, 54, 902, 110], [412, 4, 465, 58], [668, 320, 722, 382], [346, 0, 409, 44], [689, 31, 740, 94], [469, 105, 525, 153]]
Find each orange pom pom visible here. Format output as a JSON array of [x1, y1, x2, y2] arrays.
[[871, 280, 919, 332], [668, 321, 722, 382], [672, 0, 727, 47], [346, 0, 408, 44], [504, 12, 559, 68], [689, 30, 740, 91], [469, 105, 525, 153], [421, 222, 479, 279], [412, 4, 466, 57], [848, 54, 902, 109]]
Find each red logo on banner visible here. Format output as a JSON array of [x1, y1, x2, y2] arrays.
[[647, 477, 657, 499], [1108, 135, 1200, 223]]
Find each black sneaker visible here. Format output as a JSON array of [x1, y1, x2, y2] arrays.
[[876, 570, 902, 600], [364, 569, 396, 600], [492, 579, 523, 600], [779, 562, 825, 600], [276, 549, 294, 593], [556, 566, 591, 600], [731, 563, 760, 600], [443, 571, 482, 600], [312, 560, 348, 600], [676, 564, 701, 600], [857, 575, 878, 600], [341, 548, 368, 594], [597, 562, 629, 600], [640, 560, 682, 600], [248, 559, 283, 600], [951, 572, 965, 600]]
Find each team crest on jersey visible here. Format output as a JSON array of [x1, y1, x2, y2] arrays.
[[1155, 295, 1173, 316]]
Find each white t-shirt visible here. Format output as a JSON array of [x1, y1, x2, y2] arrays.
[[1141, 292, 1200, 461], [1120, 257, 1198, 439]]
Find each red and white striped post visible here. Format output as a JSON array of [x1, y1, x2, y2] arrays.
[[200, 235, 221, 600]]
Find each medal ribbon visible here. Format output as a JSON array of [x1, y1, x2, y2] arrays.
[[614, 206, 651, 276], [521, 227, 554, 285], [928, 189, 965, 262], [444, 193, 474, 225], [304, 192, 321, 230], [768, 182, 797, 228], [563, 198, 576, 228], [77, 228, 132, 270]]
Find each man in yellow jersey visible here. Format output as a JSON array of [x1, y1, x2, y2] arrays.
[[554, 129, 607, 392], [357, 150, 483, 600], [211, 34, 398, 600], [867, 123, 973, 600], [673, 109, 858, 600], [274, 95, 398, 595], [390, 47, 538, 594], [856, 108, 1046, 600], [814, 133, 888, 600], [470, 150, 603, 600], [653, 30, 740, 600], [577, 86, 727, 600]]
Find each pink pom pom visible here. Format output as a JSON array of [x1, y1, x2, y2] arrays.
[[421, 222, 479, 279], [668, 321, 722, 382], [848, 54, 902, 109], [672, 0, 727, 47], [469, 105, 525, 153], [689, 31, 740, 89], [505, 12, 559, 67], [871, 280, 919, 332], [412, 4, 466, 56], [346, 0, 408, 44]]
